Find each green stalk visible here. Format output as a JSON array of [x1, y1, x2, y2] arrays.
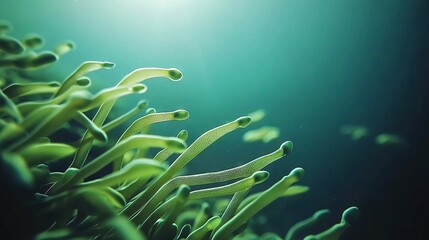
[[121, 116, 251, 217], [71, 67, 183, 168], [212, 168, 304, 240]]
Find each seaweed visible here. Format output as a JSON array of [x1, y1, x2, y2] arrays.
[[0, 21, 358, 240]]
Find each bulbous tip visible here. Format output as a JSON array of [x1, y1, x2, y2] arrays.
[[23, 35, 44, 48], [0, 20, 12, 32], [0, 36, 24, 54], [168, 68, 183, 81], [177, 184, 191, 199], [253, 171, 270, 184], [342, 206, 359, 225], [236, 116, 252, 128], [313, 209, 330, 220], [33, 52, 58, 66], [146, 107, 156, 114], [76, 77, 91, 87], [177, 130, 189, 140], [130, 84, 147, 93], [102, 62, 115, 68], [290, 167, 305, 179], [64, 41, 75, 49], [54, 41, 75, 55], [173, 109, 190, 120], [280, 141, 293, 155], [136, 100, 147, 110], [33, 164, 51, 181]]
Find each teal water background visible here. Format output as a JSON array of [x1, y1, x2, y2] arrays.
[[1, 0, 428, 239]]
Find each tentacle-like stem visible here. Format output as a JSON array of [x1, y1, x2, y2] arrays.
[[97, 216, 147, 240], [152, 185, 190, 240], [102, 100, 147, 133], [77, 159, 166, 189], [132, 171, 268, 229], [303, 207, 359, 240], [285, 209, 330, 240], [118, 110, 189, 143], [8, 91, 93, 150], [186, 216, 221, 240], [22, 34, 43, 49], [131, 141, 292, 221], [212, 168, 305, 240], [154, 130, 189, 163], [2, 82, 60, 99], [215, 189, 250, 234], [17, 143, 75, 167], [53, 41, 74, 56], [192, 202, 210, 231], [0, 89, 22, 122], [74, 111, 108, 143], [71, 68, 183, 169], [54, 135, 187, 193], [121, 116, 251, 217], [75, 100, 148, 151], [113, 110, 189, 170], [188, 171, 269, 200], [116, 131, 188, 200], [16, 77, 91, 116], [237, 185, 309, 212], [78, 84, 147, 112], [14, 84, 143, 149], [54, 61, 115, 97], [5, 52, 58, 70]]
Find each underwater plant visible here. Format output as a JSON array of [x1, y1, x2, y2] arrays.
[[339, 124, 406, 147], [339, 125, 369, 141], [0, 21, 359, 240], [374, 133, 405, 146], [242, 126, 280, 143]]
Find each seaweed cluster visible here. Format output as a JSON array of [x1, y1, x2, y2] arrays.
[[0, 21, 359, 240], [340, 125, 406, 146]]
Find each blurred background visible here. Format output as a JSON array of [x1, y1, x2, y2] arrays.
[[1, 0, 428, 239]]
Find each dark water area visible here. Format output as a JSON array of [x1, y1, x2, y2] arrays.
[[1, 0, 428, 239]]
